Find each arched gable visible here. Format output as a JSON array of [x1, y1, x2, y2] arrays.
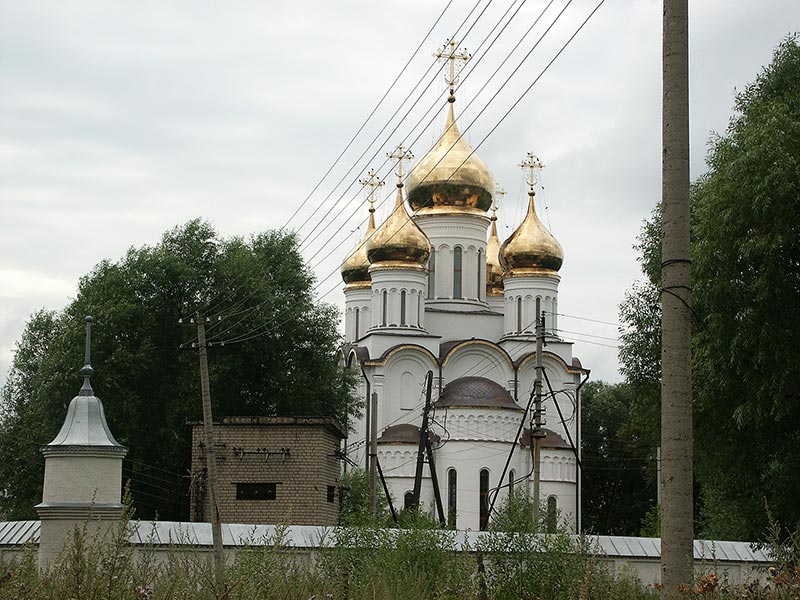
[[440, 339, 514, 389], [364, 344, 438, 367], [346, 346, 370, 368], [379, 346, 438, 431]]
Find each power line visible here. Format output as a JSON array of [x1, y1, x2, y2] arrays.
[[301, 0, 597, 289], [301, 0, 556, 266], [549, 311, 623, 328], [295, 0, 492, 242], [209, 1, 609, 351], [283, 0, 456, 230]]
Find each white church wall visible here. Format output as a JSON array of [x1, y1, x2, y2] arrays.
[[424, 310, 503, 343], [416, 213, 489, 308], [343, 286, 372, 343], [435, 439, 524, 531]]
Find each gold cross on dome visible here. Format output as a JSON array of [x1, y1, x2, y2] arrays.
[[359, 169, 384, 208], [434, 39, 470, 90], [387, 145, 414, 185], [519, 152, 544, 190]]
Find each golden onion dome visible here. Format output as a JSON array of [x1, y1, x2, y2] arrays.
[[499, 191, 563, 278], [366, 184, 431, 270], [485, 207, 504, 295], [406, 99, 494, 215], [340, 207, 376, 287]]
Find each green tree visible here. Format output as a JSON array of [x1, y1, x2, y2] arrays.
[[580, 380, 657, 535], [0, 220, 359, 520], [618, 36, 800, 540]]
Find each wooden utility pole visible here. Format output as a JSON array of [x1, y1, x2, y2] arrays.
[[661, 0, 693, 592], [411, 371, 434, 508], [531, 298, 545, 527], [195, 315, 225, 586]]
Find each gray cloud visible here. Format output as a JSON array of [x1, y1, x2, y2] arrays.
[[1, 0, 797, 385]]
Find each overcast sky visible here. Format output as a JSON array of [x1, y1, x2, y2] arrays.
[[1, 0, 797, 386]]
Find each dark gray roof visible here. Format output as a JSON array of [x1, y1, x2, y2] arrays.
[[436, 377, 521, 411], [46, 392, 124, 448], [377, 424, 440, 444], [520, 428, 572, 449]]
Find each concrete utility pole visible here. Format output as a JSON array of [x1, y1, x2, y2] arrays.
[[368, 391, 378, 516], [531, 297, 545, 527], [195, 315, 225, 586], [660, 0, 693, 592]]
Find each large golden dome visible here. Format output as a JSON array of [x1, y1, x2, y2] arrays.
[[406, 100, 494, 215], [367, 184, 431, 270], [340, 206, 376, 287], [486, 206, 504, 295], [499, 191, 563, 278]]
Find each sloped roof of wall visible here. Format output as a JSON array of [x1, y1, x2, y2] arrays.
[[0, 520, 771, 564]]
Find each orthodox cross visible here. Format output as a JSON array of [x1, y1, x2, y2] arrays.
[[359, 168, 384, 210], [434, 39, 470, 95], [519, 152, 544, 191], [387, 145, 414, 185]]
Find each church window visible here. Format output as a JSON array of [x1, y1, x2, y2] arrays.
[[404, 491, 414, 509], [327, 485, 336, 503], [477, 249, 483, 299], [354, 308, 360, 340], [447, 468, 457, 528], [418, 294, 422, 327], [381, 290, 387, 326], [453, 247, 463, 299], [508, 469, 516, 495], [546, 496, 558, 533], [427, 248, 436, 298], [479, 468, 490, 531], [400, 291, 407, 325], [516, 297, 523, 333], [236, 482, 277, 501]]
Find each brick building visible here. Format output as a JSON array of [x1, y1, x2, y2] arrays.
[[189, 416, 346, 525]]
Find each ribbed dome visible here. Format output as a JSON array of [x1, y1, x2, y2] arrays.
[[486, 208, 504, 295], [436, 377, 521, 411], [406, 100, 494, 215], [340, 207, 376, 286], [500, 191, 563, 278], [366, 184, 430, 270]]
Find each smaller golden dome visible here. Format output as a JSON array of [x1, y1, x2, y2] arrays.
[[406, 100, 494, 215], [366, 184, 431, 270], [486, 206, 504, 295], [499, 191, 563, 278], [340, 207, 376, 287]]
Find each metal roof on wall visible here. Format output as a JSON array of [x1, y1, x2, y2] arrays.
[[0, 520, 771, 563]]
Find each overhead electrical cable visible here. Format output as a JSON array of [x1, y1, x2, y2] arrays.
[[282, 0, 456, 230], [213, 0, 607, 347], [301, 0, 550, 262], [294, 0, 492, 240]]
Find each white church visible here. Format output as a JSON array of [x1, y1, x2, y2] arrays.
[[339, 64, 588, 531]]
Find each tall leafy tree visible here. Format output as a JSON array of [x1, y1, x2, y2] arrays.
[[581, 380, 657, 535], [0, 220, 359, 520], [618, 36, 800, 540]]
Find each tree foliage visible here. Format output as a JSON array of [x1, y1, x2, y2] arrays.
[[580, 380, 657, 536], [0, 220, 359, 520], [618, 36, 800, 539]]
